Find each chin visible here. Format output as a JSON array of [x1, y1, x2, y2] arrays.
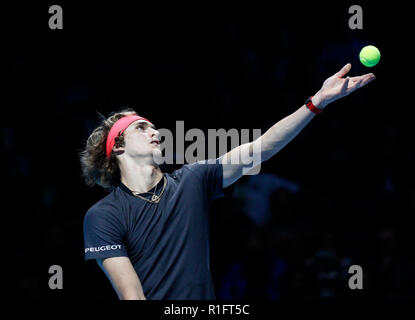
[[152, 149, 163, 165]]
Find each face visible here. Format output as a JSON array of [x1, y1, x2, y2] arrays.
[[118, 120, 161, 160]]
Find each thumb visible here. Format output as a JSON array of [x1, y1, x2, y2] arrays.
[[341, 76, 350, 96], [337, 63, 352, 78]]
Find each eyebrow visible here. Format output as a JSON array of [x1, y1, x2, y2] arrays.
[[136, 122, 157, 130]]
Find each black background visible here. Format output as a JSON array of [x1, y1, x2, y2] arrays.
[[3, 3, 413, 301]]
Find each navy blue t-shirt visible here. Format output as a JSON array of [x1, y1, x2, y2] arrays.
[[83, 160, 224, 300]]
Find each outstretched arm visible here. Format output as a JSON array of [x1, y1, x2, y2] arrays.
[[221, 63, 375, 188]]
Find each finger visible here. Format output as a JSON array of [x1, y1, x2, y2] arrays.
[[348, 78, 364, 94], [336, 63, 352, 78], [360, 74, 376, 86], [351, 74, 376, 87], [341, 76, 350, 96], [351, 73, 375, 83]]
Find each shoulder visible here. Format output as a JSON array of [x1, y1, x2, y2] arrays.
[[172, 159, 222, 179], [83, 190, 125, 227], [169, 160, 223, 200]]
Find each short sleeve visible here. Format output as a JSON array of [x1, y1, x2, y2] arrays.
[[187, 159, 224, 202], [83, 206, 129, 261]]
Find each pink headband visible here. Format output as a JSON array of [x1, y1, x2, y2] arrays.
[[105, 115, 153, 159]]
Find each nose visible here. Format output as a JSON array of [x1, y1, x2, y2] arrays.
[[151, 128, 160, 139]]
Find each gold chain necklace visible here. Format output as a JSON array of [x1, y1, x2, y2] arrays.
[[131, 175, 167, 204]]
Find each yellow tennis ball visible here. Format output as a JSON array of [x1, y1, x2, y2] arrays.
[[359, 45, 381, 67]]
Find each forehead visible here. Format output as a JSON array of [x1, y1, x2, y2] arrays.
[[124, 119, 155, 133]]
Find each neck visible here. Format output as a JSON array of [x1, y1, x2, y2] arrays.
[[119, 158, 163, 193]]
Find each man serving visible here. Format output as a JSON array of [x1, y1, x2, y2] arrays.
[[81, 63, 375, 299]]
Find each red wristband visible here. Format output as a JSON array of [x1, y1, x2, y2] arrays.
[[305, 96, 323, 114]]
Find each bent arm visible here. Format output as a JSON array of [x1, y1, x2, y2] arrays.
[[97, 256, 146, 300]]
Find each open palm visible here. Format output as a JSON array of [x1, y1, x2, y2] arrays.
[[317, 63, 375, 108]]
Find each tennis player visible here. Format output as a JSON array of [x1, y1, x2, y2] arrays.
[[81, 63, 374, 299]]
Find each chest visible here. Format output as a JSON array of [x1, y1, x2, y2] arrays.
[[124, 181, 210, 260]]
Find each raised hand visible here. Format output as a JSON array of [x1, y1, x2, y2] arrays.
[[313, 63, 376, 109]]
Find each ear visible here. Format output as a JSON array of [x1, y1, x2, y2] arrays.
[[112, 143, 125, 156]]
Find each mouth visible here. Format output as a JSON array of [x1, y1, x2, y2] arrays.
[[151, 140, 160, 145]]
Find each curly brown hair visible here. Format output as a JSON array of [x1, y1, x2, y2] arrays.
[[80, 108, 138, 191]]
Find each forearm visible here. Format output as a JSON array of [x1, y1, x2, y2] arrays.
[[255, 103, 318, 162], [113, 276, 146, 300], [118, 288, 146, 300], [221, 63, 375, 187], [99, 257, 147, 300], [255, 61, 375, 163]]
